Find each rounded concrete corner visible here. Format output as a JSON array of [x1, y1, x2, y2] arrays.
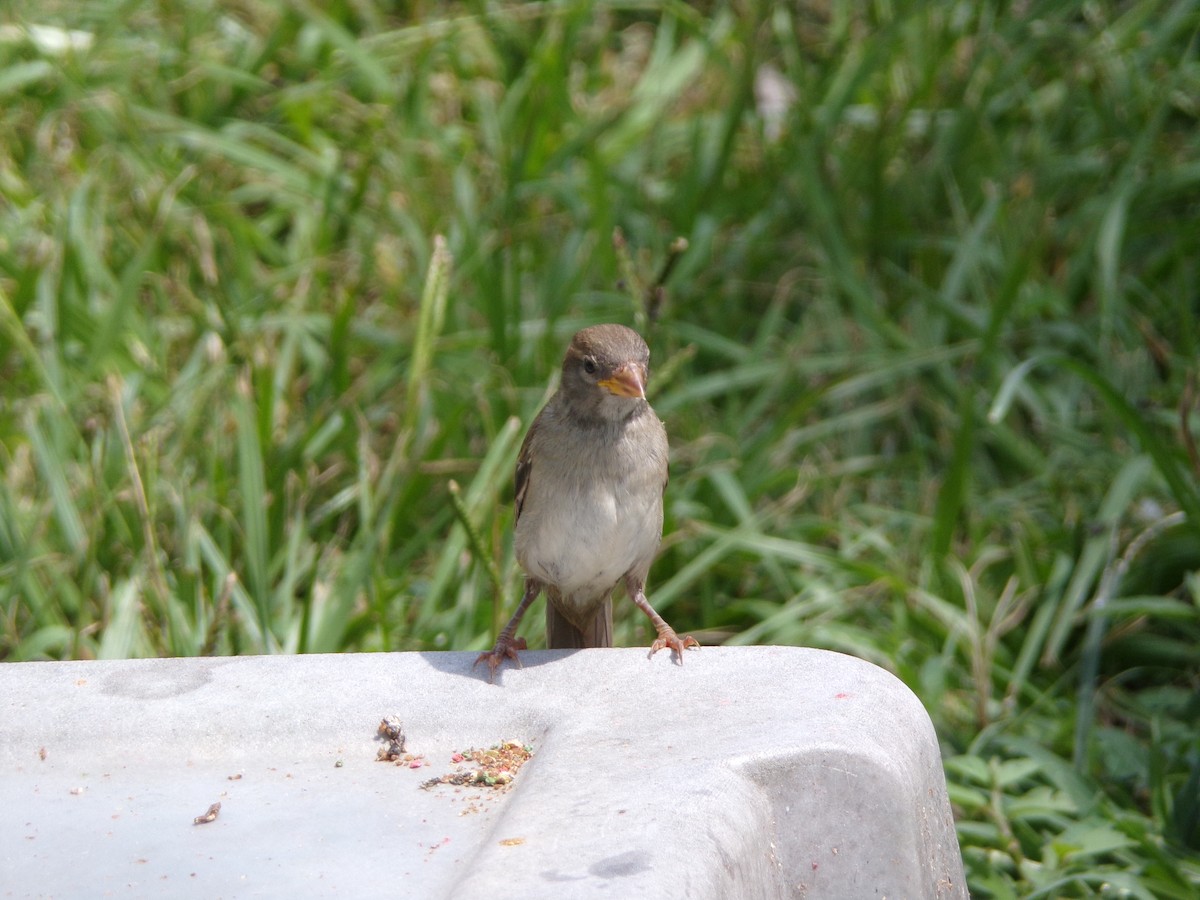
[[1, 647, 966, 898]]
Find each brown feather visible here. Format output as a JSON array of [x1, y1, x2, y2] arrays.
[[513, 426, 535, 523], [546, 597, 613, 649]]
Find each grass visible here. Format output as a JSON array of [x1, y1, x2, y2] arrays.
[[2, 0, 1199, 894]]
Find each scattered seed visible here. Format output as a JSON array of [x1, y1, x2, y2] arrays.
[[419, 741, 532, 792]]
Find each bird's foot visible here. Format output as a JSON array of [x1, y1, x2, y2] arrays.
[[473, 635, 528, 683], [649, 629, 700, 663]]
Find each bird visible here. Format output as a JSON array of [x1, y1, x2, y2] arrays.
[[474, 323, 698, 681]]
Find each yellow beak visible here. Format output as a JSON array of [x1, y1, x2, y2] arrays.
[[598, 363, 646, 399]]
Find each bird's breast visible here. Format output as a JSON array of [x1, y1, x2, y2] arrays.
[[514, 455, 662, 608]]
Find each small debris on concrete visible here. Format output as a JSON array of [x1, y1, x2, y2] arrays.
[[192, 802, 221, 825], [420, 741, 532, 792], [374, 715, 427, 767], [375, 716, 406, 760]]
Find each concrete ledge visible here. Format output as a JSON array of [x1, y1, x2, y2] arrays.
[[0, 647, 966, 898]]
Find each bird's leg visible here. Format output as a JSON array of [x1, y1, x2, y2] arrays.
[[474, 577, 541, 683], [626, 575, 699, 662]]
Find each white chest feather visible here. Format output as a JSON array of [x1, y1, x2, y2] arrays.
[[518, 479, 656, 596], [513, 417, 665, 610]]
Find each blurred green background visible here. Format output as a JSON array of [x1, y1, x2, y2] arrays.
[[1, 1, 1198, 894]]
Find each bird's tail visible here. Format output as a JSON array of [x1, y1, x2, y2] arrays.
[[546, 600, 613, 649]]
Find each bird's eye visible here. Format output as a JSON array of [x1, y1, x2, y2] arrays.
[[582, 357, 597, 375]]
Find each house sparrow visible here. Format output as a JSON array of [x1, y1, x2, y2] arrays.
[[475, 324, 698, 681]]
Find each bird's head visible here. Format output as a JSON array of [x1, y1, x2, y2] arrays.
[[560, 324, 652, 423]]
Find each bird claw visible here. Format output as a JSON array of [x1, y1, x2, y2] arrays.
[[649, 630, 700, 663], [473, 635, 528, 683]]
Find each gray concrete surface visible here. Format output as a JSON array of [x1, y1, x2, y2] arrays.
[[0, 647, 966, 898]]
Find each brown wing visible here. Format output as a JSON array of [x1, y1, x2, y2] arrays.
[[663, 424, 669, 494], [513, 420, 537, 524]]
